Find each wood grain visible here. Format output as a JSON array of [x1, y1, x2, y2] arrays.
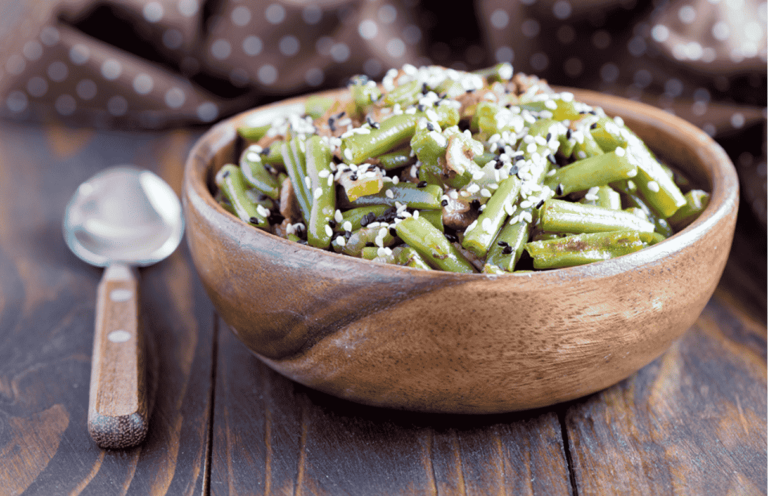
[[0, 123, 215, 495], [210, 318, 573, 495]]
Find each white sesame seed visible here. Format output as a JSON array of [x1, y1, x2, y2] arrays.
[[336, 236, 346, 246], [413, 210, 419, 219], [343, 149, 353, 161], [246, 152, 260, 162], [392, 176, 400, 185], [615, 147, 626, 157], [385, 189, 395, 199], [327, 176, 334, 187], [480, 188, 492, 198], [304, 176, 311, 188], [343, 221, 352, 231], [256, 205, 270, 217], [313, 188, 322, 200], [647, 181, 660, 192], [482, 218, 491, 231], [467, 184, 480, 194], [325, 225, 333, 236], [627, 168, 638, 178]]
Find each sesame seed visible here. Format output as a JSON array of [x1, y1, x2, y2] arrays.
[[313, 188, 322, 200], [343, 149, 353, 161], [343, 221, 352, 231], [304, 176, 311, 188], [615, 147, 626, 157], [325, 225, 334, 237], [385, 189, 395, 199], [647, 181, 660, 192], [336, 236, 346, 247], [627, 169, 637, 178]]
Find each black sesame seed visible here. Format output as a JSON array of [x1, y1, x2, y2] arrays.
[[502, 245, 514, 255], [497, 240, 509, 247], [588, 110, 597, 115], [590, 122, 597, 130], [422, 83, 429, 94], [426, 122, 435, 131], [444, 232, 458, 242], [249, 216, 259, 224], [547, 154, 557, 164], [441, 199, 449, 207], [261, 146, 270, 155], [546, 132, 552, 141], [509, 165, 519, 175], [535, 199, 545, 209], [466, 88, 475, 93], [470, 199, 481, 209], [350, 173, 358, 181], [494, 161, 504, 170], [439, 93, 446, 99], [337, 111, 346, 118], [222, 170, 230, 178], [514, 154, 525, 162], [566, 129, 572, 139], [556, 183, 564, 196], [389, 227, 398, 237], [417, 104, 426, 112], [328, 219, 337, 228], [417, 181, 427, 188]]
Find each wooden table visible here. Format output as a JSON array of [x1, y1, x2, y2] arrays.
[[0, 120, 765, 495]]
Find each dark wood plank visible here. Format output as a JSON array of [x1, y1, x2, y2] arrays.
[[0, 121, 216, 495], [211, 316, 572, 495], [564, 217, 767, 496]]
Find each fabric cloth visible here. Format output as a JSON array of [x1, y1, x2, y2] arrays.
[[0, 0, 765, 224]]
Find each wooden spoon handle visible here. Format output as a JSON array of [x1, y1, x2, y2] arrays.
[[87, 263, 148, 449]]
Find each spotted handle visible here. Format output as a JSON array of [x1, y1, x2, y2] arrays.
[[87, 263, 148, 449]]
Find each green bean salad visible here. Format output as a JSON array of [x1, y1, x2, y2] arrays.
[[215, 63, 709, 273]]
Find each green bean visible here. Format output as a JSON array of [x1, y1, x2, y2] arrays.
[[336, 205, 390, 232], [378, 147, 415, 170], [580, 185, 622, 210], [281, 139, 312, 224], [462, 176, 521, 258], [620, 187, 674, 238], [361, 246, 386, 260], [667, 189, 710, 230], [473, 152, 497, 167], [305, 95, 335, 120], [638, 231, 666, 245], [350, 77, 382, 115], [395, 216, 476, 273], [517, 98, 581, 121], [590, 117, 628, 152], [539, 199, 655, 233], [237, 124, 271, 142], [525, 231, 645, 269], [418, 208, 444, 232], [485, 212, 533, 272], [261, 141, 285, 169], [624, 134, 686, 217], [340, 182, 443, 209], [443, 133, 484, 188], [240, 146, 280, 200], [340, 105, 459, 164], [394, 245, 433, 270], [571, 131, 605, 159], [342, 226, 397, 257], [544, 150, 637, 197], [215, 164, 270, 229], [305, 136, 336, 249], [383, 80, 421, 107]]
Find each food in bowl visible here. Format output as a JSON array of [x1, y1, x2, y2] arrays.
[[215, 64, 709, 272]]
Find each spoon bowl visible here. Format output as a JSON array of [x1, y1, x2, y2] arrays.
[[63, 166, 183, 448]]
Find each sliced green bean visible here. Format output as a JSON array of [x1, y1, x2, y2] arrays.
[[590, 117, 628, 152], [539, 199, 655, 233], [341, 183, 443, 209], [237, 124, 271, 142], [260, 141, 285, 169], [383, 80, 421, 108], [395, 245, 433, 270], [342, 226, 397, 257], [621, 188, 674, 238], [525, 231, 645, 269], [418, 208, 444, 232], [572, 131, 604, 159], [395, 216, 476, 273], [305, 136, 336, 249], [240, 146, 280, 200], [625, 135, 686, 218], [215, 164, 270, 229], [378, 147, 415, 170], [462, 176, 521, 258], [580, 185, 622, 210], [485, 213, 532, 272], [667, 189, 710, 230], [281, 139, 312, 224], [544, 150, 637, 197]]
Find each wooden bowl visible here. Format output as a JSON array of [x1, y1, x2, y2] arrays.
[[182, 88, 739, 413]]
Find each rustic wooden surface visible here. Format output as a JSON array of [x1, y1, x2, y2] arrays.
[[0, 119, 764, 495]]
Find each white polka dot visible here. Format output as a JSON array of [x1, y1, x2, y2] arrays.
[[693, 88, 710, 102], [359, 19, 378, 39], [22, 41, 42, 61], [741, 41, 758, 58], [178, 0, 198, 17], [634, 69, 652, 88], [729, 47, 745, 63], [163, 29, 184, 49], [651, 24, 669, 42], [600, 63, 619, 83], [40, 26, 59, 46], [305, 67, 324, 86], [6, 91, 27, 112], [197, 102, 218, 122], [107, 330, 131, 342], [702, 123, 716, 136], [686, 41, 703, 60], [303, 5, 322, 24], [363, 58, 383, 76], [47, 61, 68, 82], [530, 52, 548, 71], [702, 47, 717, 63], [27, 76, 47, 97], [521, 19, 540, 38], [403, 25, 421, 44], [731, 112, 745, 128], [592, 30, 611, 49], [6, 54, 25, 76], [69, 44, 90, 65], [265, 4, 286, 24], [712, 21, 730, 41], [101, 59, 122, 80], [386, 38, 405, 58], [495, 46, 514, 63], [490, 9, 509, 29], [678, 5, 696, 23], [55, 94, 76, 115], [564, 57, 583, 77], [316, 37, 334, 56], [165, 87, 186, 108], [76, 79, 97, 100], [229, 68, 249, 87], [143, 2, 164, 22], [557, 25, 576, 44], [242, 36, 263, 56], [258, 64, 278, 84], [133, 73, 154, 95], [628, 37, 646, 56], [553, 1, 572, 20], [232, 5, 251, 26], [692, 101, 707, 116], [664, 78, 683, 97], [211, 39, 231, 60], [330, 43, 350, 62], [279, 36, 300, 56], [107, 96, 128, 116], [378, 5, 397, 24]]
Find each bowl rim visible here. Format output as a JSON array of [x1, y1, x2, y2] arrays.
[[184, 86, 739, 285]]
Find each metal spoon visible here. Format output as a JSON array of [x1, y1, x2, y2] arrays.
[[63, 166, 184, 449]]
